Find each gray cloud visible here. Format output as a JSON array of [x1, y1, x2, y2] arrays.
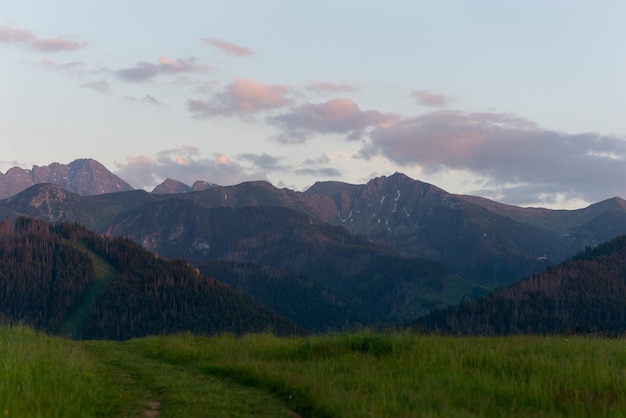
[[0, 25, 84, 52], [412, 90, 454, 107], [82, 80, 111, 94], [303, 154, 330, 165], [238, 153, 290, 172], [116, 61, 159, 82], [115, 56, 209, 83], [143, 95, 162, 106], [295, 167, 341, 177], [115, 147, 267, 190], [268, 98, 390, 143], [360, 110, 626, 204], [187, 78, 292, 118]]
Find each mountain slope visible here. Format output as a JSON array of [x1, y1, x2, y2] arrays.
[[104, 199, 488, 324], [303, 173, 626, 286], [304, 173, 566, 286], [420, 234, 626, 335]]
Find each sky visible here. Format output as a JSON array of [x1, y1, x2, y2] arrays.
[[1, 1, 625, 209]]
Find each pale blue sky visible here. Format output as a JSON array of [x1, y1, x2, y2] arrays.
[[2, 1, 625, 208]]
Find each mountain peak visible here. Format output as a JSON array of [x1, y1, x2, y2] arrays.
[[151, 178, 192, 194], [0, 159, 133, 199]]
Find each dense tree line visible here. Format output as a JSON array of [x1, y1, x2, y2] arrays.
[[55, 222, 302, 339], [0, 218, 300, 339], [194, 259, 360, 332], [420, 234, 626, 335], [0, 217, 94, 331]]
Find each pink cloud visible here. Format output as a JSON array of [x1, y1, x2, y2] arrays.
[[201, 38, 254, 56], [0, 25, 36, 43], [305, 81, 360, 94], [157, 56, 209, 74], [411, 90, 454, 107], [115, 147, 267, 189], [0, 25, 84, 52], [187, 78, 292, 117], [268, 98, 390, 143], [360, 110, 626, 204], [33, 37, 83, 52]]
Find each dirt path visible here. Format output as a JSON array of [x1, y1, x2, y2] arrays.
[[86, 341, 299, 417]]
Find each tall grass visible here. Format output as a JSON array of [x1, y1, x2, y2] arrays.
[[0, 326, 122, 417], [2, 325, 625, 417], [134, 331, 626, 417]]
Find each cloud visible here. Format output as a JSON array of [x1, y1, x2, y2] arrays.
[[121, 95, 162, 106], [82, 80, 111, 94], [187, 78, 292, 118], [303, 154, 331, 165], [268, 98, 390, 143], [238, 153, 290, 172], [157, 56, 206, 74], [115, 147, 267, 190], [0, 25, 84, 52], [294, 167, 341, 177], [143, 95, 162, 106], [411, 90, 454, 107], [28, 58, 85, 74], [360, 110, 626, 204], [115, 56, 209, 83], [201, 38, 253, 56], [115, 61, 159, 82], [305, 82, 360, 94]]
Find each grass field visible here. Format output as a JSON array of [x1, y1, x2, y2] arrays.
[[1, 326, 625, 417]]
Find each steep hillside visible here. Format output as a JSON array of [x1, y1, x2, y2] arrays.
[[420, 234, 626, 335], [0, 217, 300, 339]]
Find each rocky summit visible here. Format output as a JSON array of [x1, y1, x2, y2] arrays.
[[0, 159, 133, 199]]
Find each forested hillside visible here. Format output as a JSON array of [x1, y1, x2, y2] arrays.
[[420, 234, 626, 335], [0, 217, 300, 339], [0, 217, 94, 331]]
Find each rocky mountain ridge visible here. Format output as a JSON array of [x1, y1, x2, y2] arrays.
[[2, 160, 626, 289], [0, 159, 133, 199]]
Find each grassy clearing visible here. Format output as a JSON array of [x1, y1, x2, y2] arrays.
[[56, 246, 119, 340], [2, 326, 626, 417], [129, 332, 626, 417]]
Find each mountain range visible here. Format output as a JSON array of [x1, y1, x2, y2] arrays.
[[2, 158, 626, 333], [2, 159, 626, 288]]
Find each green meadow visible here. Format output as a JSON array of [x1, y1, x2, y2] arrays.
[[1, 326, 625, 417]]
